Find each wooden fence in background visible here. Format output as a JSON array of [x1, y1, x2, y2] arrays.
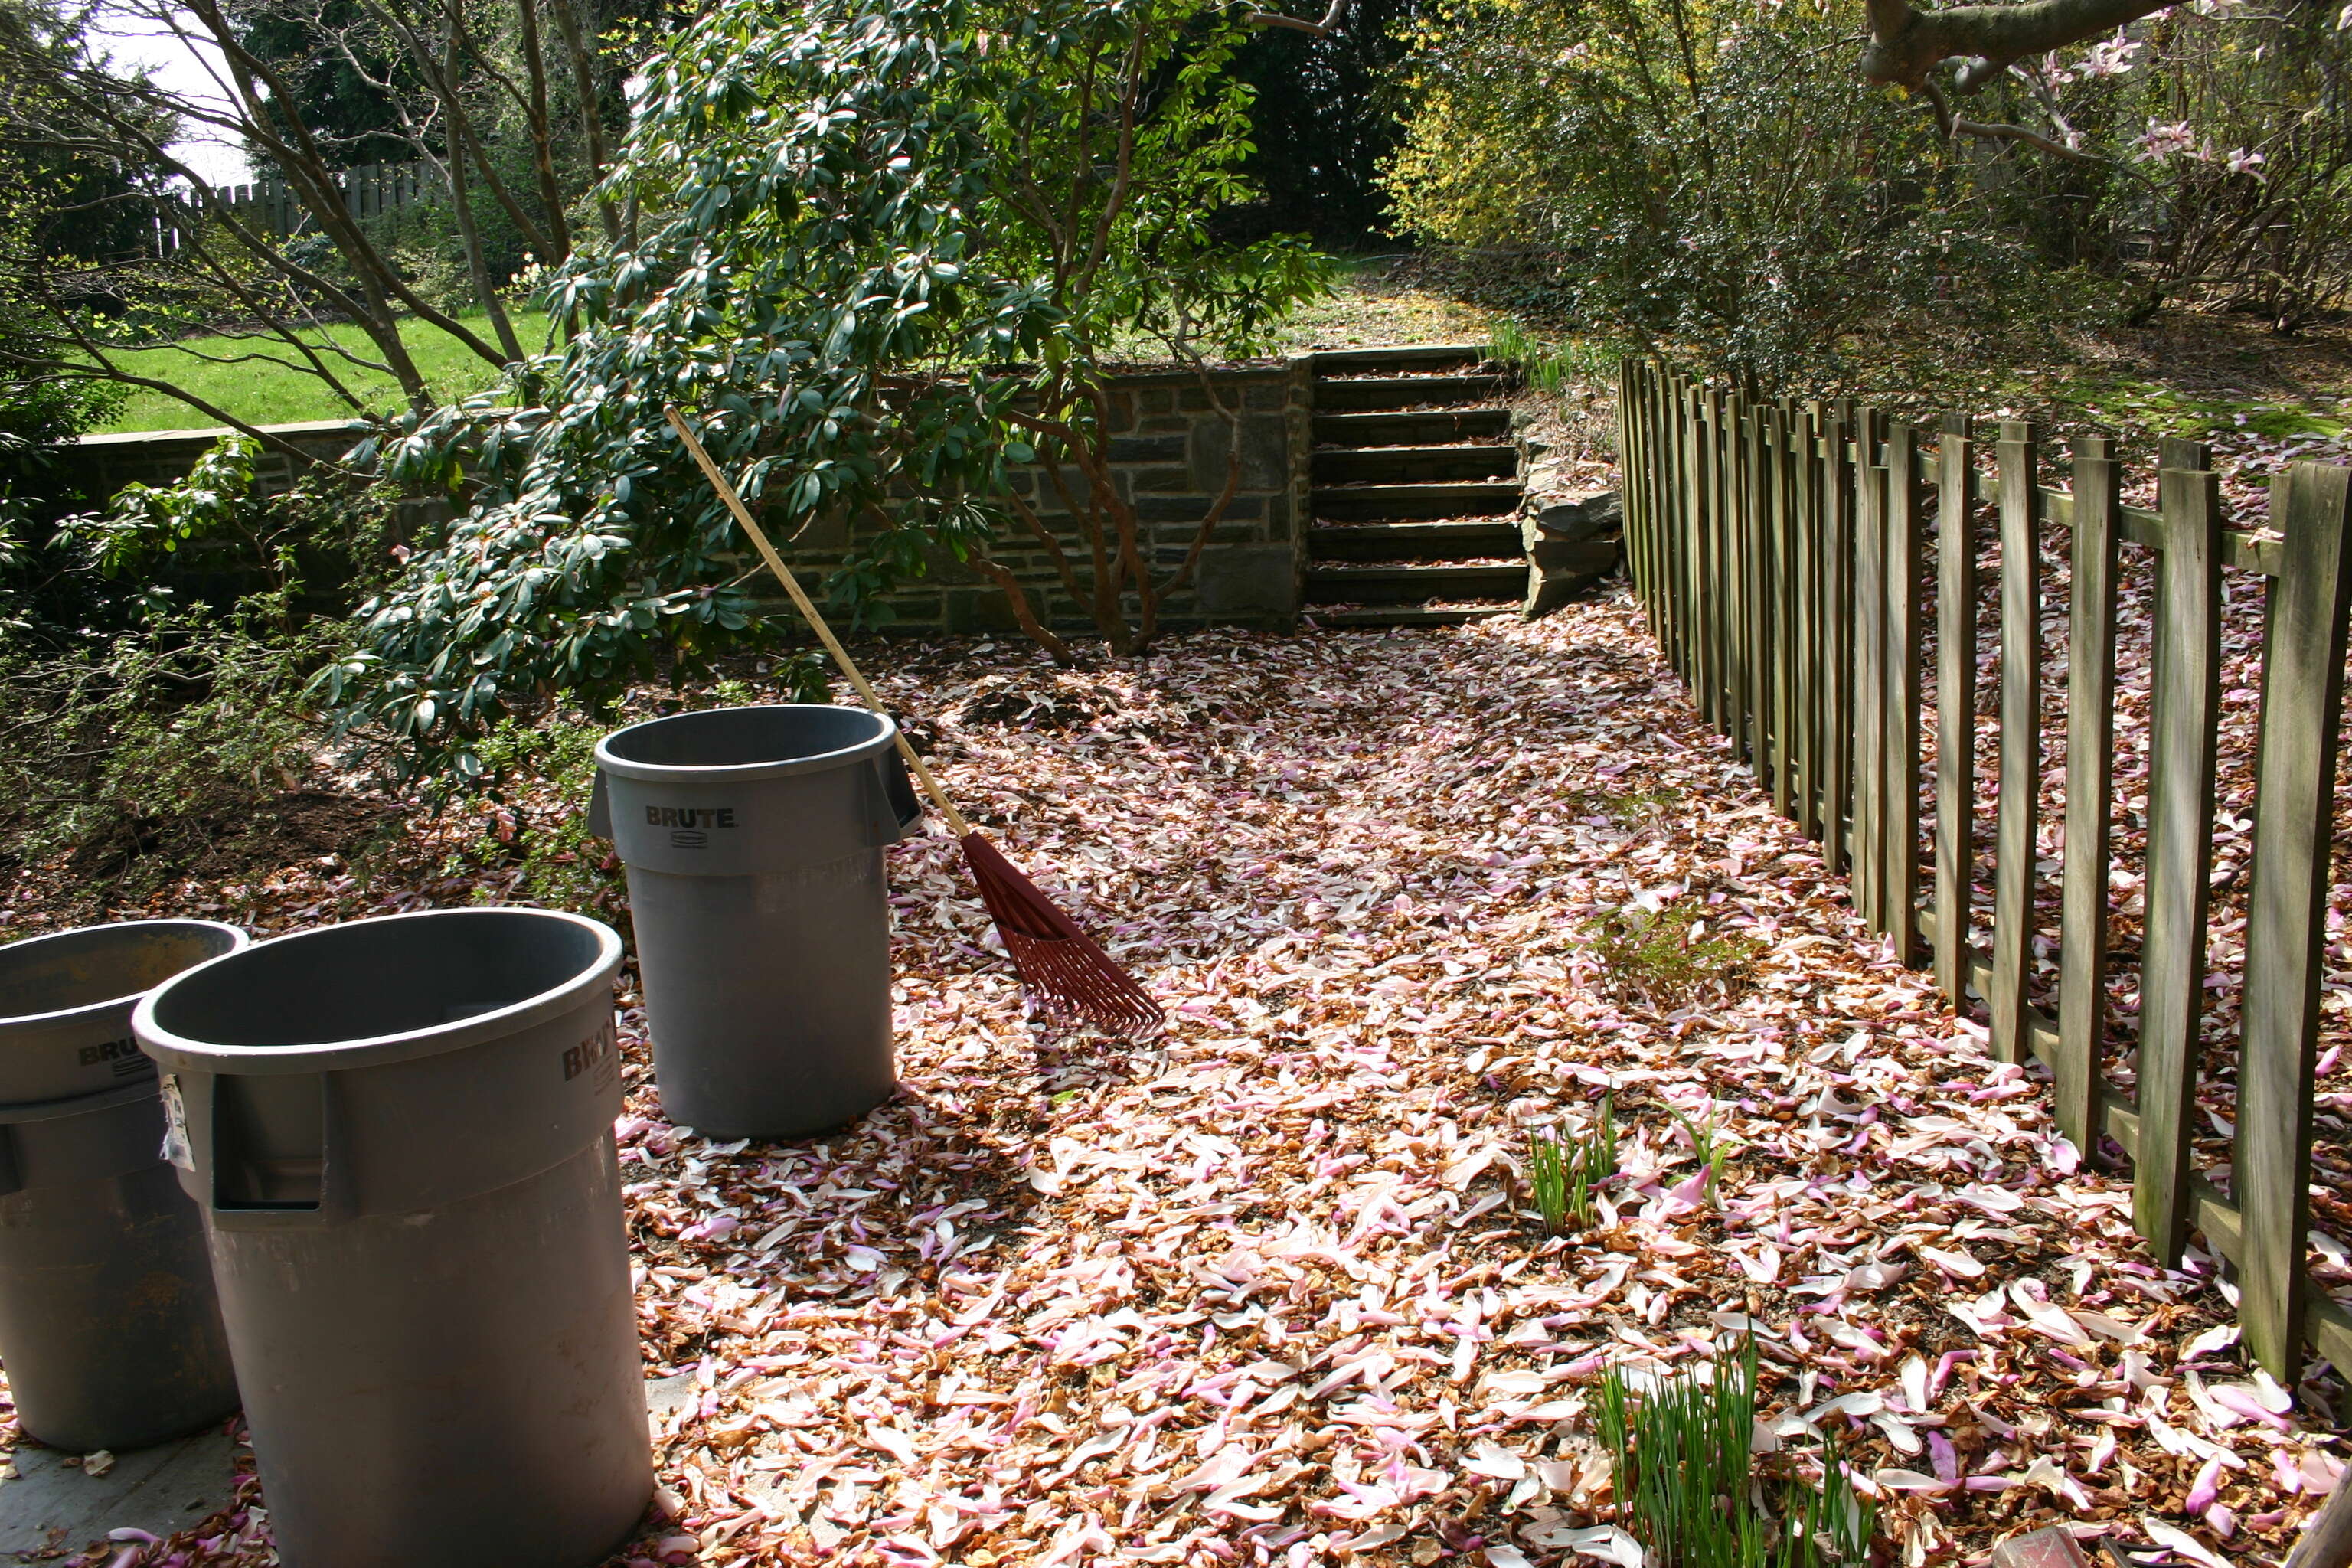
[[157, 162, 435, 255], [1615, 358, 2352, 1380]]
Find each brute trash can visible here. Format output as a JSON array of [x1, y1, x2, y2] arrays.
[[132, 907, 649, 1568], [0, 920, 243, 1450], [590, 704, 921, 1138]]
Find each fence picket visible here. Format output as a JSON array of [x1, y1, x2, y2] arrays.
[[1883, 424, 1922, 955], [1661, 374, 1687, 675], [2133, 446, 2223, 1263], [1793, 405, 1823, 839], [1822, 407, 1855, 877], [2055, 436, 2122, 1151], [1700, 388, 1726, 732], [1989, 423, 2041, 1063], [1742, 410, 1769, 779], [2236, 463, 2352, 1376], [1855, 428, 1889, 934], [1934, 416, 1979, 1002], [1772, 404, 1799, 818]]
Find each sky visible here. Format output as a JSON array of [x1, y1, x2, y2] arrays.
[[84, 5, 251, 187]]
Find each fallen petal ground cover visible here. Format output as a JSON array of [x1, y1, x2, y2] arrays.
[[6, 591, 2344, 1568]]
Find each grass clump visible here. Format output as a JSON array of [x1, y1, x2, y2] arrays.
[[1598, 1339, 1874, 1568], [1589, 902, 1760, 1010], [1669, 1102, 1734, 1196], [1489, 319, 1615, 397], [1527, 1094, 1617, 1233]]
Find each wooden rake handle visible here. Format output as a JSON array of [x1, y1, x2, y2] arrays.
[[663, 406, 975, 838]]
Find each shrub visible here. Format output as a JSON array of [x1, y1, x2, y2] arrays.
[[1587, 902, 1759, 1010], [0, 606, 345, 899], [332, 0, 1333, 769], [1389, 0, 2112, 386]]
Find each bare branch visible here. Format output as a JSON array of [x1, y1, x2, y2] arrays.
[[1916, 77, 2140, 171], [1861, 0, 2171, 90], [1243, 0, 1350, 35]]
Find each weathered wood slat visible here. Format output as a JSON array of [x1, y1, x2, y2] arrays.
[[1772, 404, 1800, 818], [1988, 423, 2040, 1063], [1795, 404, 1824, 839], [2055, 436, 2121, 1152], [1854, 436, 1889, 931], [2132, 446, 2223, 1263], [1883, 425, 1922, 954], [1933, 416, 1978, 1002], [1659, 375, 1685, 675], [1978, 474, 2280, 577], [2236, 462, 2352, 1377], [1700, 389, 1726, 731], [1822, 407, 1856, 877], [1620, 362, 1651, 614], [1741, 411, 1769, 783], [1667, 374, 1691, 675]]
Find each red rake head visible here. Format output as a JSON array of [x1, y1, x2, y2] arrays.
[[957, 831, 1164, 1038]]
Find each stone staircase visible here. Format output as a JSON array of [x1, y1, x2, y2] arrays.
[[1305, 345, 1524, 628]]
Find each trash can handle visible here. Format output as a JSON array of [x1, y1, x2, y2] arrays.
[[887, 750, 923, 832], [872, 750, 923, 845], [207, 1073, 346, 1228], [587, 771, 612, 839]]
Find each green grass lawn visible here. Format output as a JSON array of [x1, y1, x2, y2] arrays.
[[95, 311, 554, 433], [95, 260, 1499, 434]]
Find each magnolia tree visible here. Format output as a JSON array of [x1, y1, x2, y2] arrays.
[[328, 0, 1329, 757]]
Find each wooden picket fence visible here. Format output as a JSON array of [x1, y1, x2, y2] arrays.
[[156, 162, 436, 255], [1615, 358, 2352, 1380]]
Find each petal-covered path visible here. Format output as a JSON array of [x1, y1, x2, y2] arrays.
[[607, 592, 2337, 1568], [25, 590, 2341, 1568]]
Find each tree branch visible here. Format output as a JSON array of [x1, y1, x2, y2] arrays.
[[1243, 0, 1350, 35], [1861, 0, 2172, 89]]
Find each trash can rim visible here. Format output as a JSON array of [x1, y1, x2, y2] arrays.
[[593, 703, 897, 784], [130, 907, 622, 1077], [0, 919, 249, 1032]]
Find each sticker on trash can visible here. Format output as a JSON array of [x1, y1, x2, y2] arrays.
[[159, 1074, 194, 1171], [562, 1018, 619, 1092]]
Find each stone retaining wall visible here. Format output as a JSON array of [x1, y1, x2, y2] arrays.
[[50, 364, 1314, 632], [60, 420, 368, 508]]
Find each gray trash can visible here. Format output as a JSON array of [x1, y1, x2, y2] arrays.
[[132, 907, 649, 1568], [0, 920, 244, 1451], [590, 704, 921, 1138]]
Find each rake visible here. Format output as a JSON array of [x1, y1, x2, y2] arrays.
[[665, 407, 1164, 1037]]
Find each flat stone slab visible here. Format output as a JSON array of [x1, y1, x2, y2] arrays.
[[0, 1426, 241, 1559]]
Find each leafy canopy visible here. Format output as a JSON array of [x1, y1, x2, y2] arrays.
[[330, 0, 1327, 763], [1387, 0, 2092, 383]]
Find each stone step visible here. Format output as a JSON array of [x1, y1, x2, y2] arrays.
[[1302, 561, 1527, 606], [1309, 520, 1524, 564], [1313, 480, 1521, 521], [1312, 443, 1517, 485], [1312, 605, 1518, 629], [1314, 408, 1513, 447], [1312, 343, 1491, 376], [1312, 374, 1512, 413]]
